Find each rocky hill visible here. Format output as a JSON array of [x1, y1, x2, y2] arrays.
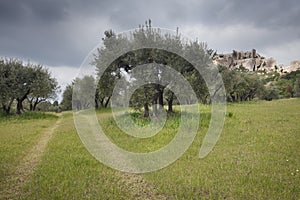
[[212, 49, 300, 74]]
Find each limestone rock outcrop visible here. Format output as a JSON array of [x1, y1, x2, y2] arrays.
[[212, 49, 299, 74], [285, 60, 300, 73]]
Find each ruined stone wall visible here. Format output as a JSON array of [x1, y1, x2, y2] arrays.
[[212, 49, 290, 73]]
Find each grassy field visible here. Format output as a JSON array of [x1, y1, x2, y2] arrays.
[[0, 113, 58, 184], [0, 99, 299, 199]]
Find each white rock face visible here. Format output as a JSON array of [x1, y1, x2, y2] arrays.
[[283, 60, 300, 73], [212, 49, 299, 74]]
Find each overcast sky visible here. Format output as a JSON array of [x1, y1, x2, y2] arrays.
[[0, 0, 299, 96]]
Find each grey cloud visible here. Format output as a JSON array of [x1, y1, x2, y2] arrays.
[[0, 0, 69, 24], [0, 0, 299, 67], [221, 0, 300, 28], [26, 0, 69, 23], [162, 0, 300, 29]]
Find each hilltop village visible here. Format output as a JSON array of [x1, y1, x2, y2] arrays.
[[212, 49, 300, 74]]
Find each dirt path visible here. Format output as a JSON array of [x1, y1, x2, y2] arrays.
[[118, 172, 168, 200], [96, 112, 168, 199], [1, 116, 62, 199], [2, 112, 168, 199]]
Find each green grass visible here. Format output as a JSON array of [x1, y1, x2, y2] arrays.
[[0, 111, 58, 120], [0, 99, 299, 199], [0, 112, 58, 183], [21, 113, 131, 199], [141, 99, 300, 199]]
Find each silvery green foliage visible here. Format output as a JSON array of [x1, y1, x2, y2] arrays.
[[0, 58, 58, 114]]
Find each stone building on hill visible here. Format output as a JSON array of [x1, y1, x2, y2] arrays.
[[212, 49, 299, 74]]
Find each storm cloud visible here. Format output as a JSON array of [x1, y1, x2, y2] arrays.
[[0, 0, 299, 90]]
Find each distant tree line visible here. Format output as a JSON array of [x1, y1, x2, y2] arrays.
[[0, 58, 58, 115], [218, 66, 300, 102]]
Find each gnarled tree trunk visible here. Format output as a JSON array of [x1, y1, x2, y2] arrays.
[[143, 103, 149, 118]]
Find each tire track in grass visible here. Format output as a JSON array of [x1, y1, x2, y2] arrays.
[[1, 116, 62, 199], [118, 172, 168, 200], [95, 112, 168, 200]]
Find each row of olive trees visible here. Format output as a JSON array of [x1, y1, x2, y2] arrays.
[[273, 70, 300, 98], [60, 21, 300, 115], [60, 22, 270, 116], [93, 22, 215, 117], [60, 76, 96, 111], [60, 67, 300, 113], [219, 66, 265, 102], [93, 26, 273, 116], [294, 74, 300, 97], [0, 58, 58, 115], [219, 66, 300, 102]]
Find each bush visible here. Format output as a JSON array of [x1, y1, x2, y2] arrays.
[[262, 88, 279, 101]]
